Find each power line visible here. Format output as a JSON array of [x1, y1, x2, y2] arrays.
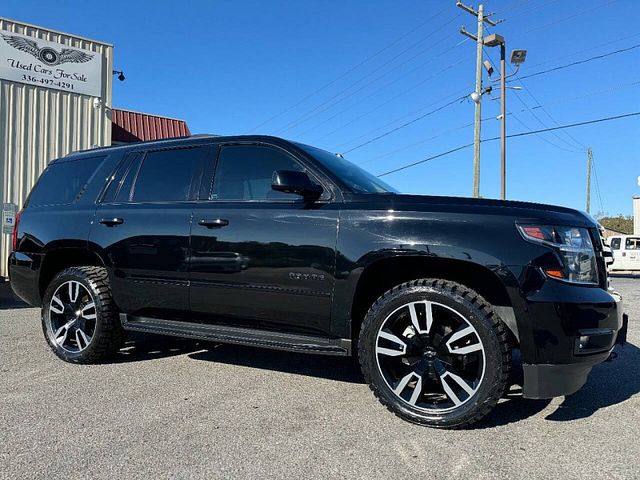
[[377, 143, 475, 177], [273, 12, 460, 134], [363, 79, 640, 166], [522, 31, 640, 71], [591, 155, 605, 214], [377, 111, 640, 177], [332, 87, 469, 149], [342, 95, 467, 154], [333, 36, 639, 153], [305, 54, 468, 142], [502, 0, 557, 16], [523, 0, 615, 34], [517, 43, 640, 81], [484, 44, 585, 153], [292, 39, 466, 138], [250, 8, 449, 131]]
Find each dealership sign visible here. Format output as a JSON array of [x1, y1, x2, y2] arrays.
[[0, 31, 102, 97]]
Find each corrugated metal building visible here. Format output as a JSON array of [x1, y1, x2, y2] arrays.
[[111, 108, 191, 143], [0, 17, 113, 278]]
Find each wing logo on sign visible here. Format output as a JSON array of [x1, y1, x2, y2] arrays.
[[1, 34, 93, 66]]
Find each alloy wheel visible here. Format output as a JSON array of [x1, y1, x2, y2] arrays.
[[375, 300, 485, 413], [48, 281, 97, 353]]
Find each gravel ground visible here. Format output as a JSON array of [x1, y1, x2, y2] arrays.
[[1, 277, 638, 479]]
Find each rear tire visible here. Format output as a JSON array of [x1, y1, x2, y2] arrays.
[[41, 266, 124, 363], [358, 278, 511, 428]]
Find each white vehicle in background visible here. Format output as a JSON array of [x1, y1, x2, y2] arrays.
[[608, 235, 640, 272]]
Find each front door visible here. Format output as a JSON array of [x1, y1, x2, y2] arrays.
[[90, 145, 210, 320], [189, 143, 339, 335]]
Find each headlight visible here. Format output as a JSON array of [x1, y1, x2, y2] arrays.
[[518, 225, 599, 285]]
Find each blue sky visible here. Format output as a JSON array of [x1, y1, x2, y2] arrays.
[[5, 0, 640, 215]]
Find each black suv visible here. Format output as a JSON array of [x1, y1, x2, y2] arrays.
[[9, 135, 627, 428]]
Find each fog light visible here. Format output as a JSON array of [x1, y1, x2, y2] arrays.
[[578, 335, 590, 350], [574, 329, 616, 355]]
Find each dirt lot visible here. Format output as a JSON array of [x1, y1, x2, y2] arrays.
[[1, 277, 638, 479]]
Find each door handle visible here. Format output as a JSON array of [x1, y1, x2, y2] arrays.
[[198, 218, 229, 228], [99, 217, 124, 226]]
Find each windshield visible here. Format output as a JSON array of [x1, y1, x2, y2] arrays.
[[295, 143, 398, 194]]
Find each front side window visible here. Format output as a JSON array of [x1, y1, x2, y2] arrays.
[[610, 238, 621, 250], [211, 145, 305, 201], [132, 147, 206, 202], [625, 237, 640, 250]]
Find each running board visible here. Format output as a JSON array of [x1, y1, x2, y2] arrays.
[[120, 314, 351, 356]]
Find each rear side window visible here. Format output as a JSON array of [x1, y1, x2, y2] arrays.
[[610, 238, 621, 250], [28, 156, 105, 207], [626, 237, 640, 250], [132, 147, 206, 202]]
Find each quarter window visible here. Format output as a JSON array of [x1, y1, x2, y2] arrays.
[[28, 156, 105, 207], [211, 145, 305, 201], [132, 147, 206, 202]]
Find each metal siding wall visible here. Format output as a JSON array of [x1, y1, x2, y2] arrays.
[[0, 18, 113, 277]]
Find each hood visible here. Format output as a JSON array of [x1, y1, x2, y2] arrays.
[[345, 193, 597, 228]]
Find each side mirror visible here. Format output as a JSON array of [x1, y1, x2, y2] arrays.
[[272, 170, 323, 201]]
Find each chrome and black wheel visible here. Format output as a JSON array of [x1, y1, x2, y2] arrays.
[[48, 280, 97, 352], [42, 266, 124, 363], [359, 279, 511, 428]]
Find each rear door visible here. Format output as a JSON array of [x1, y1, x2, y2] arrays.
[[90, 144, 211, 320], [189, 142, 339, 335], [624, 236, 640, 271]]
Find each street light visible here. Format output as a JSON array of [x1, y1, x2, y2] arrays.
[[112, 70, 126, 82], [483, 33, 526, 200]]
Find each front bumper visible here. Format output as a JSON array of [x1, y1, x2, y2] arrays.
[[520, 286, 625, 399]]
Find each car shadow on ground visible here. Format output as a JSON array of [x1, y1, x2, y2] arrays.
[[476, 343, 640, 427], [112, 332, 206, 363], [113, 334, 640, 423], [0, 284, 29, 310], [0, 300, 30, 310], [114, 332, 365, 384], [544, 342, 640, 422], [188, 343, 365, 384]]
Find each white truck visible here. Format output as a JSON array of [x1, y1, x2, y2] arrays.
[[608, 235, 640, 272]]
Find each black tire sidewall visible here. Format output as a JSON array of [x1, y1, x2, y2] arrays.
[[41, 269, 107, 363], [360, 282, 507, 428]]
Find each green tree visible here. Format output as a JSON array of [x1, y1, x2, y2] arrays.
[[599, 215, 634, 234]]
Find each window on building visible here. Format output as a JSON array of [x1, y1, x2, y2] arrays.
[[211, 145, 306, 201], [28, 156, 106, 207], [132, 147, 206, 202]]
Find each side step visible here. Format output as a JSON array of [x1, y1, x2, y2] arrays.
[[120, 314, 351, 356]]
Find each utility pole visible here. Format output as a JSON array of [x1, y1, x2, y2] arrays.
[[499, 42, 506, 200], [458, 2, 497, 198], [586, 147, 592, 213]]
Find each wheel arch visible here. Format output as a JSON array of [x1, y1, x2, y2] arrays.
[[39, 247, 105, 298], [349, 255, 518, 345]]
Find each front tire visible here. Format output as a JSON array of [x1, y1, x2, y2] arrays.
[[42, 266, 124, 363], [358, 279, 511, 428]]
